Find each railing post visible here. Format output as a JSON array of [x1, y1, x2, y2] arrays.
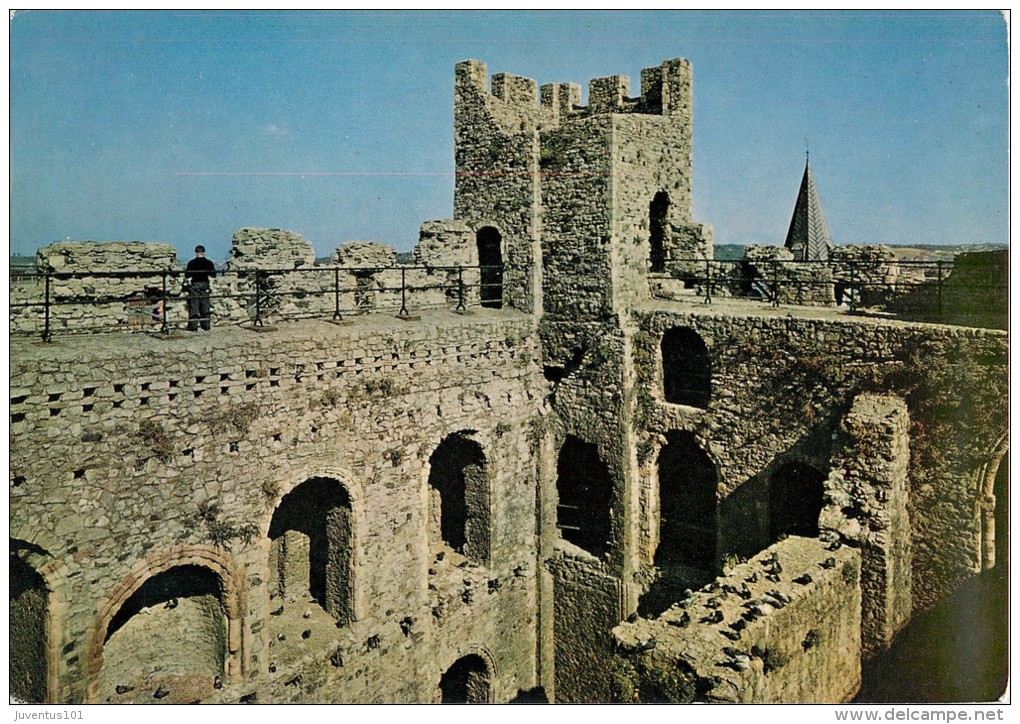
[[848, 263, 857, 312], [254, 269, 263, 326], [936, 260, 944, 319], [703, 258, 713, 304], [42, 270, 52, 342], [398, 267, 409, 318], [161, 267, 170, 334], [456, 266, 466, 312], [333, 267, 342, 321]]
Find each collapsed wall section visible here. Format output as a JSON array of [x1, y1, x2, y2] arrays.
[[821, 394, 912, 658], [612, 537, 862, 703], [13, 227, 510, 337], [11, 242, 180, 335]]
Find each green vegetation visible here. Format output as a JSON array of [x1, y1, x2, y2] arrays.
[[138, 419, 174, 463], [194, 501, 259, 548], [209, 402, 260, 436]]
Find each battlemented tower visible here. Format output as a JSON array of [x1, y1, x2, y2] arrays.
[[453, 58, 713, 319]]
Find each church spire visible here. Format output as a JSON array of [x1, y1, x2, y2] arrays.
[[784, 156, 833, 261]]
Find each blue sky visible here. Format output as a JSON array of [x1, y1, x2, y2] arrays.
[[10, 10, 1008, 259]]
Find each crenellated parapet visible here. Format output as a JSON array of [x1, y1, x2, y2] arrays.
[[455, 57, 693, 125]]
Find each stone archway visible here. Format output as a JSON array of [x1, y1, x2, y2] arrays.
[[476, 226, 504, 309], [977, 434, 1009, 571], [439, 649, 496, 703], [427, 432, 490, 562], [267, 476, 355, 624], [85, 545, 244, 704]]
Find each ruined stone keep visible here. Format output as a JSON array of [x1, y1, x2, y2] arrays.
[[9, 57, 1008, 704]]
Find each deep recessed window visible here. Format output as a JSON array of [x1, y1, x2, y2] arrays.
[[661, 326, 711, 408], [428, 433, 489, 562], [556, 436, 613, 558], [268, 477, 354, 625]]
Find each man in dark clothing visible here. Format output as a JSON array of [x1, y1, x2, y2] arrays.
[[185, 245, 216, 331]]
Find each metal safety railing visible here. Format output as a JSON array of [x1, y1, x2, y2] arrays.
[[9, 263, 506, 341], [648, 256, 1007, 327]]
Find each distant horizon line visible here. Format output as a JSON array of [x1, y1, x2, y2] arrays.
[[9, 240, 1007, 261]]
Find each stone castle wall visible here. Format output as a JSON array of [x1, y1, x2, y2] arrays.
[[630, 308, 1006, 611], [546, 306, 1007, 701], [10, 55, 1009, 706], [10, 312, 549, 703], [11, 225, 496, 336]]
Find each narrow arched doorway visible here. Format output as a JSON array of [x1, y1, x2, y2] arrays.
[[440, 654, 491, 702], [649, 191, 669, 273], [476, 227, 503, 309], [639, 431, 717, 616]]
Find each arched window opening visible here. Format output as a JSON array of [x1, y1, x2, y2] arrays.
[[269, 477, 354, 625], [649, 191, 670, 273], [11, 554, 48, 703], [476, 227, 504, 309], [440, 654, 491, 703], [556, 436, 613, 558], [661, 326, 711, 408], [769, 461, 826, 540], [98, 565, 225, 703], [428, 434, 489, 562]]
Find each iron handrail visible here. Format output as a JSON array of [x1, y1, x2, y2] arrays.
[[648, 255, 1007, 326], [10, 263, 507, 340]]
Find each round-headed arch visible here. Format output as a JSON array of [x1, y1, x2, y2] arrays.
[[425, 430, 491, 563], [438, 644, 497, 703], [661, 326, 711, 408], [259, 467, 365, 625], [474, 224, 504, 309], [977, 432, 1009, 570], [10, 539, 68, 703], [84, 544, 245, 703]]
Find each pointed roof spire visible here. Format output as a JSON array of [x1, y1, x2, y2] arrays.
[[784, 157, 833, 261]]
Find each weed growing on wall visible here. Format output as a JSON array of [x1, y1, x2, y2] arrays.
[[193, 501, 259, 548], [138, 419, 174, 463]]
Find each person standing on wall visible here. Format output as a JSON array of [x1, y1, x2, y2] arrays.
[[184, 245, 216, 331]]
